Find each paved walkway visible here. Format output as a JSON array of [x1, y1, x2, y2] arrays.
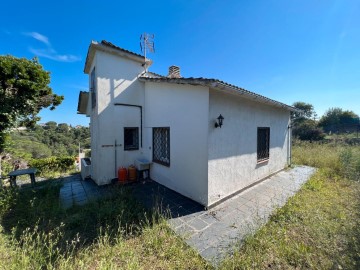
[[167, 166, 316, 263], [59, 166, 315, 264]]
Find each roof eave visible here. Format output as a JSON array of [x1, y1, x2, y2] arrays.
[[84, 41, 152, 74], [210, 81, 300, 112], [139, 77, 299, 112]]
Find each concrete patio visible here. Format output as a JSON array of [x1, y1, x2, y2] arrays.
[[59, 165, 315, 264]]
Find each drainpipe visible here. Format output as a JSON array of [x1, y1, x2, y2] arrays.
[[288, 123, 292, 166]]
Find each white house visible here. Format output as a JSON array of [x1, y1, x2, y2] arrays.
[[78, 40, 298, 208]]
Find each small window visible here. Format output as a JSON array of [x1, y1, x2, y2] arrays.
[[124, 127, 139, 150], [153, 127, 170, 166], [257, 127, 270, 162], [90, 67, 96, 109]]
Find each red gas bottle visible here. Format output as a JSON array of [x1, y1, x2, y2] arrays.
[[118, 167, 127, 182]]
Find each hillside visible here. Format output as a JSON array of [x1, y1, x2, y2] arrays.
[[6, 122, 90, 161]]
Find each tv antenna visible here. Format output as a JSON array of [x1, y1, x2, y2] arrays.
[[140, 33, 155, 72]]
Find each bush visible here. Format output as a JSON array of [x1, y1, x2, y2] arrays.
[[293, 120, 325, 141], [0, 187, 17, 217], [339, 149, 360, 181], [29, 156, 75, 176]]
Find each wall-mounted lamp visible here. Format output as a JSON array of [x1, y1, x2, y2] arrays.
[[215, 114, 224, 128]]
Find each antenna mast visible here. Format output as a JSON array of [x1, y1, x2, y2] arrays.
[[140, 33, 155, 72]]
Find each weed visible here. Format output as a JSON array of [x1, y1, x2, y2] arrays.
[[220, 142, 360, 269]]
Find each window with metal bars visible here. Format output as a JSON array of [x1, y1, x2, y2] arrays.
[[153, 127, 170, 166], [90, 67, 96, 109], [124, 127, 139, 150], [257, 127, 270, 162]]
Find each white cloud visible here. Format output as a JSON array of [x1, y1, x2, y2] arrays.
[[23, 31, 81, 62], [23, 32, 50, 46], [29, 48, 81, 62]]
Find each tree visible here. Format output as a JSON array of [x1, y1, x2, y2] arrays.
[[339, 111, 359, 125], [291, 102, 324, 141], [44, 121, 57, 129], [291, 102, 316, 123], [318, 108, 359, 133], [0, 55, 63, 175], [57, 123, 69, 133]]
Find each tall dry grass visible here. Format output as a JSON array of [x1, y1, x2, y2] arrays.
[[220, 141, 360, 269], [292, 140, 360, 181]]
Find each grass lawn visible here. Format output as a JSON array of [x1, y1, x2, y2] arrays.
[[0, 142, 359, 269]]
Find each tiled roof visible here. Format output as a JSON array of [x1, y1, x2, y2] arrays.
[[100, 40, 144, 59], [139, 76, 298, 111]]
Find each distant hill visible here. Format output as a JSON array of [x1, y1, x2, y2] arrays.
[[7, 122, 90, 161]]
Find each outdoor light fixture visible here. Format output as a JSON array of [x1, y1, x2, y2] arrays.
[[215, 114, 224, 128]]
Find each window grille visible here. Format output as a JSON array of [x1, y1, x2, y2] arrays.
[[257, 127, 270, 162], [90, 67, 96, 109], [153, 127, 170, 166], [124, 127, 139, 150]]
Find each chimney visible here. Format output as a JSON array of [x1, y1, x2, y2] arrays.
[[168, 65, 181, 78]]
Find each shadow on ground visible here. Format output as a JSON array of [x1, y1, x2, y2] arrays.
[[0, 174, 203, 255], [58, 174, 204, 217]]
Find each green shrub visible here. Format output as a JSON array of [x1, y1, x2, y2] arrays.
[[339, 148, 360, 181], [0, 187, 17, 218], [1, 158, 14, 175], [293, 120, 325, 141], [29, 156, 75, 176]]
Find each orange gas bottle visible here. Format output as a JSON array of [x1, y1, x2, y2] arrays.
[[128, 165, 137, 181], [118, 167, 127, 182]]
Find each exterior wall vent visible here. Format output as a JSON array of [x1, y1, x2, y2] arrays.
[[168, 65, 181, 78]]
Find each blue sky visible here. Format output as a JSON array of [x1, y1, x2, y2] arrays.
[[1, 0, 359, 126]]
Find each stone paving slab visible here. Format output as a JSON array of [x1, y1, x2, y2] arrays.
[[59, 175, 112, 208], [168, 166, 316, 264]]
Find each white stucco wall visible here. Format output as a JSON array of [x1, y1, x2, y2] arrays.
[[90, 50, 145, 185], [144, 82, 209, 205], [207, 89, 290, 206], [88, 55, 99, 183]]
